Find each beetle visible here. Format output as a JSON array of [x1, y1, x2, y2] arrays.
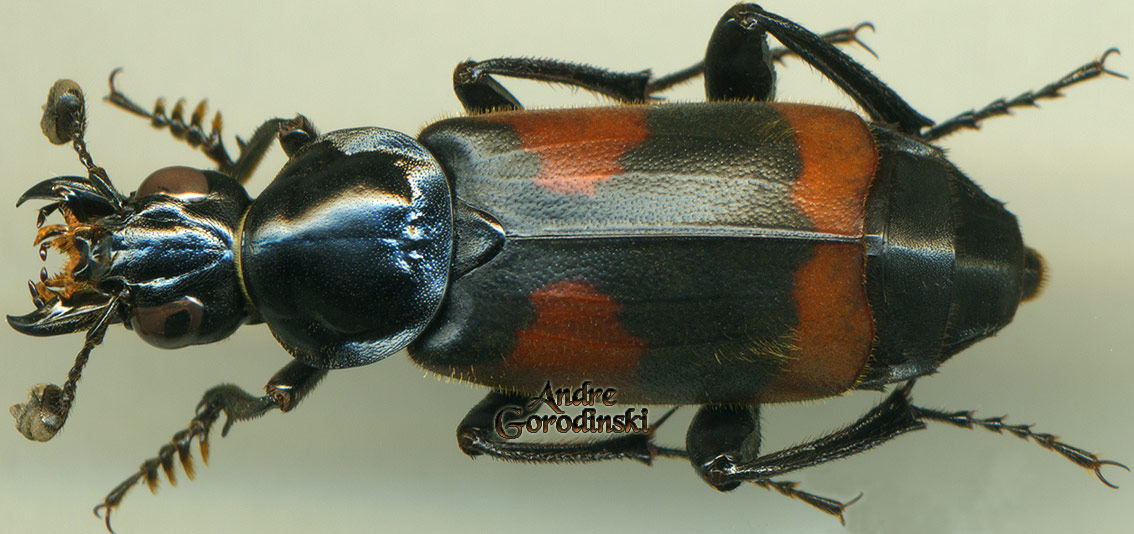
[[6, 3, 1126, 531]]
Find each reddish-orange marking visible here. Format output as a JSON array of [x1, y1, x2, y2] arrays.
[[494, 107, 650, 196], [496, 280, 647, 388], [777, 104, 877, 236], [757, 243, 874, 402]]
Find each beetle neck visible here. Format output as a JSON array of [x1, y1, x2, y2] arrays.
[[233, 203, 260, 319]]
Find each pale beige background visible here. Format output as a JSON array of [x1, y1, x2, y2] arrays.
[[1, 2, 1131, 533]]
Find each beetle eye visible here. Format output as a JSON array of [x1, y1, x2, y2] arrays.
[[131, 297, 205, 348], [135, 166, 210, 199]]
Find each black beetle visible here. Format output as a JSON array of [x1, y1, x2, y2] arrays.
[[4, 3, 1129, 532]]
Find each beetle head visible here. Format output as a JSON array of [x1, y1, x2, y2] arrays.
[[10, 167, 254, 344], [8, 80, 253, 441], [100, 166, 253, 348], [10, 82, 254, 347]]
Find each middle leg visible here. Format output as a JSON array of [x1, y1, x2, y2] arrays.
[[452, 9, 879, 113], [456, 390, 683, 464]]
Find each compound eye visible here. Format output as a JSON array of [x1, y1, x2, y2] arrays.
[[131, 297, 205, 348], [135, 166, 210, 199]]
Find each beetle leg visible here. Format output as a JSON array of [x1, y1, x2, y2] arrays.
[[92, 360, 327, 532], [455, 390, 684, 464], [694, 383, 924, 510], [648, 22, 876, 96], [220, 113, 318, 183], [683, 403, 863, 520], [922, 48, 1126, 141], [685, 404, 762, 491], [711, 4, 932, 133], [453, 58, 652, 113], [454, 21, 876, 114], [276, 114, 320, 158], [701, 3, 777, 102], [105, 70, 317, 183], [106, 69, 234, 172], [453, 4, 934, 133], [912, 406, 1129, 488]]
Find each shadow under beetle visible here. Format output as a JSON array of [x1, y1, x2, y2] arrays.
[[8, 4, 1127, 530]]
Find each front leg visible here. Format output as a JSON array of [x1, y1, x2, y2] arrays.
[[92, 360, 327, 532], [105, 70, 319, 183]]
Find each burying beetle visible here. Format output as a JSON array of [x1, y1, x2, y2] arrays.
[[8, 4, 1126, 530]]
